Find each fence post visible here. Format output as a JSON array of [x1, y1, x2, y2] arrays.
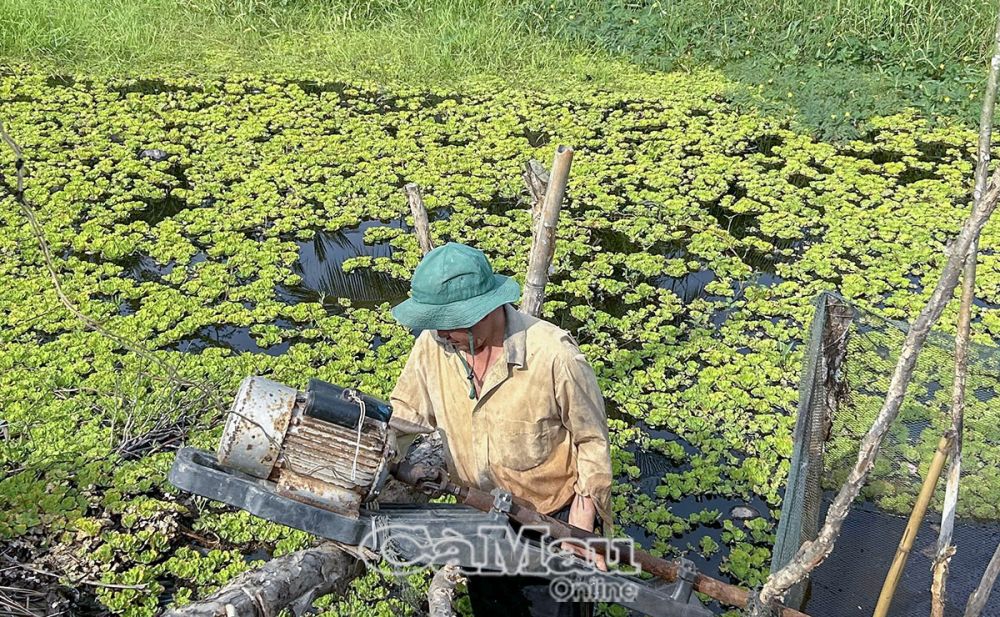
[[520, 146, 572, 317]]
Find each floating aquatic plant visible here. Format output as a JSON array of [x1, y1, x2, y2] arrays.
[[1, 65, 998, 612]]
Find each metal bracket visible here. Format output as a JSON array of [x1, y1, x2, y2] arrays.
[[490, 488, 513, 514], [670, 557, 697, 603]]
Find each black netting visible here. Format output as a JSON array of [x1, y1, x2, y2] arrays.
[[771, 291, 1000, 616]]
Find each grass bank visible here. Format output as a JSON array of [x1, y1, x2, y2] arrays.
[[1, 1, 998, 137], [0, 1, 635, 86], [523, 0, 1000, 137]]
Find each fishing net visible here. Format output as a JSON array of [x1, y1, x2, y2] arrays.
[[771, 291, 1000, 616]]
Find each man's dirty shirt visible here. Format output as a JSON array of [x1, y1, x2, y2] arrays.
[[389, 304, 613, 529]]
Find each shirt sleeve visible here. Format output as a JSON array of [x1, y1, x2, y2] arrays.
[[555, 339, 614, 531], [389, 332, 437, 460]]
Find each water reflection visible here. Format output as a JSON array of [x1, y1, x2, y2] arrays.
[[166, 321, 297, 355], [119, 254, 172, 283], [655, 269, 717, 304], [126, 195, 190, 227], [277, 220, 411, 310]]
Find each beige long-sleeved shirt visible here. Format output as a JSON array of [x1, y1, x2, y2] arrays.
[[389, 304, 613, 528]]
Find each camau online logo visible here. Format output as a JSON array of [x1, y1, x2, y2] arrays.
[[361, 522, 643, 603]]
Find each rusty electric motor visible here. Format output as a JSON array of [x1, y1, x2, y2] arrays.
[[218, 376, 395, 518]]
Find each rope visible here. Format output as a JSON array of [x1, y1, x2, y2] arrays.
[[344, 388, 366, 482]]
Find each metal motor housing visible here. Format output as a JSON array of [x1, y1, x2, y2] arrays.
[[218, 376, 395, 518]]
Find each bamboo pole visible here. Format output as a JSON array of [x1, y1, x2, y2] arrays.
[[873, 434, 951, 617], [404, 182, 434, 255], [520, 146, 572, 318]]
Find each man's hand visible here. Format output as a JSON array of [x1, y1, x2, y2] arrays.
[[561, 494, 607, 571]]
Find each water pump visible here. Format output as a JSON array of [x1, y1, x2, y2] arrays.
[[215, 376, 395, 518]]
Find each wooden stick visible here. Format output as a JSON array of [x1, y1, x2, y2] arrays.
[[520, 146, 572, 318], [404, 183, 434, 255], [932, 544, 957, 617], [966, 541, 1000, 617], [522, 159, 549, 237], [932, 236, 977, 616], [933, 11, 1000, 615], [873, 434, 951, 616], [427, 564, 464, 617]]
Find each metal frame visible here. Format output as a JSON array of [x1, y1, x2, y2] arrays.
[[170, 447, 713, 617]]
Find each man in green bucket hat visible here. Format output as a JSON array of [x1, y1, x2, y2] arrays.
[[389, 242, 612, 617]]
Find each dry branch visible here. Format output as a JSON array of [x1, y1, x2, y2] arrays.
[[966, 542, 1000, 617], [521, 159, 549, 237], [0, 585, 45, 617], [404, 183, 434, 255], [757, 165, 1000, 606], [427, 564, 465, 617], [520, 146, 572, 318], [933, 11, 1000, 616]]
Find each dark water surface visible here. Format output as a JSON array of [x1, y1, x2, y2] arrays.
[[277, 219, 411, 310], [805, 496, 1000, 617]]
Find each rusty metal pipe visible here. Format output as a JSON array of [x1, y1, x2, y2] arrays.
[[392, 462, 810, 617]]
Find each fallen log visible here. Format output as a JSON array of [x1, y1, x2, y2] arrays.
[[161, 542, 365, 617]]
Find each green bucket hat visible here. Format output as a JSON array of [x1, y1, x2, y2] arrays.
[[391, 242, 521, 330]]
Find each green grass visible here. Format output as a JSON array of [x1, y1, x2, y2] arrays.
[[1, 0, 998, 136], [518, 0, 1000, 137], [526, 0, 997, 67], [0, 1, 637, 86]]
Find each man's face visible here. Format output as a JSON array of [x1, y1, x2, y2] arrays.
[[435, 326, 473, 350], [435, 307, 502, 352]]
